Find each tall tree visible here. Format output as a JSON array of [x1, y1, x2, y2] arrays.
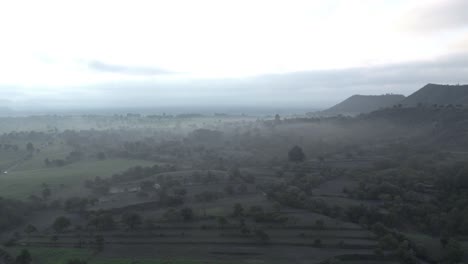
[[42, 187, 51, 200], [15, 249, 32, 264], [52, 216, 71, 233], [121, 212, 142, 230], [288, 145, 305, 162], [24, 224, 37, 236], [26, 142, 34, 153], [232, 203, 244, 217]]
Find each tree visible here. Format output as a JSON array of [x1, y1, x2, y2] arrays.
[[238, 183, 248, 194], [121, 212, 142, 230], [52, 216, 71, 233], [64, 197, 88, 212], [163, 208, 180, 221], [232, 203, 244, 217], [51, 235, 58, 246], [24, 224, 37, 243], [379, 233, 399, 250], [217, 216, 228, 229], [173, 188, 187, 197], [240, 225, 250, 235], [443, 238, 464, 263], [315, 219, 325, 229], [26, 142, 34, 153], [15, 249, 32, 264], [144, 218, 157, 230], [255, 229, 270, 244], [338, 240, 345, 248], [96, 152, 106, 160], [397, 240, 418, 264], [42, 187, 51, 200], [314, 238, 322, 247], [88, 214, 115, 231], [224, 185, 234, 195], [95, 235, 104, 252], [288, 145, 305, 162], [140, 180, 156, 192], [67, 259, 87, 264], [24, 224, 37, 236], [180, 207, 194, 221], [239, 218, 250, 235], [317, 156, 325, 163], [274, 114, 281, 123], [372, 222, 387, 237]]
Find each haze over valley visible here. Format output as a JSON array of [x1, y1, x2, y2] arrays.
[[1, 1, 468, 264]]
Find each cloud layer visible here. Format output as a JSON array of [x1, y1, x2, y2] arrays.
[[2, 52, 467, 111], [399, 0, 468, 32], [0, 0, 467, 112], [87, 60, 173, 76]]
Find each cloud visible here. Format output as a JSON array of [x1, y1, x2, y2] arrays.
[[2, 51, 468, 111], [78, 52, 468, 108], [451, 35, 468, 53], [0, 98, 12, 105], [87, 60, 173, 76], [398, 0, 468, 32], [250, 52, 468, 99]]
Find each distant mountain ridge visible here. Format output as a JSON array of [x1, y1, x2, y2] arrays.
[[401, 83, 468, 106], [322, 94, 406, 116], [320, 83, 468, 117]]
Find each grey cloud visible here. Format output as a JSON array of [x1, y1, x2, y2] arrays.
[[398, 0, 468, 32], [453, 36, 468, 53], [0, 99, 12, 106], [75, 53, 468, 109], [88, 60, 173, 75], [2, 52, 468, 111]]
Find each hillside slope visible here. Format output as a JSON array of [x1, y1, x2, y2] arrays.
[[402, 83, 468, 106], [322, 94, 405, 116]]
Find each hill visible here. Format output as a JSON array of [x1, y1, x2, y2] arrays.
[[321, 94, 405, 116], [402, 83, 468, 106], [360, 106, 468, 149]]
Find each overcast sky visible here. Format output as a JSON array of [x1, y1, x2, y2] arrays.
[[0, 0, 467, 110]]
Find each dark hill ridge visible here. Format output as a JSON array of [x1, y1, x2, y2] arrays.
[[402, 83, 468, 106], [360, 106, 468, 149], [322, 94, 405, 115]]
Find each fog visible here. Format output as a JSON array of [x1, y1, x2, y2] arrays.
[[2, 2, 468, 262]]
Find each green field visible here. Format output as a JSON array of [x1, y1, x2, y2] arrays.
[[0, 151, 25, 170], [8, 247, 232, 264], [0, 159, 155, 199], [14, 143, 74, 171], [91, 258, 226, 264], [8, 247, 92, 264]]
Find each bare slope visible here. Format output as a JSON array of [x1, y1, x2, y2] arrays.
[[402, 83, 468, 106], [323, 94, 405, 116]]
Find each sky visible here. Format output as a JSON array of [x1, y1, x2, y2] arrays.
[[0, 0, 467, 111]]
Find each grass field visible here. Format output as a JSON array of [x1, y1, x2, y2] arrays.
[[13, 143, 74, 171], [0, 159, 155, 199], [8, 247, 234, 264], [8, 247, 92, 264], [0, 151, 26, 170], [91, 258, 228, 264]]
